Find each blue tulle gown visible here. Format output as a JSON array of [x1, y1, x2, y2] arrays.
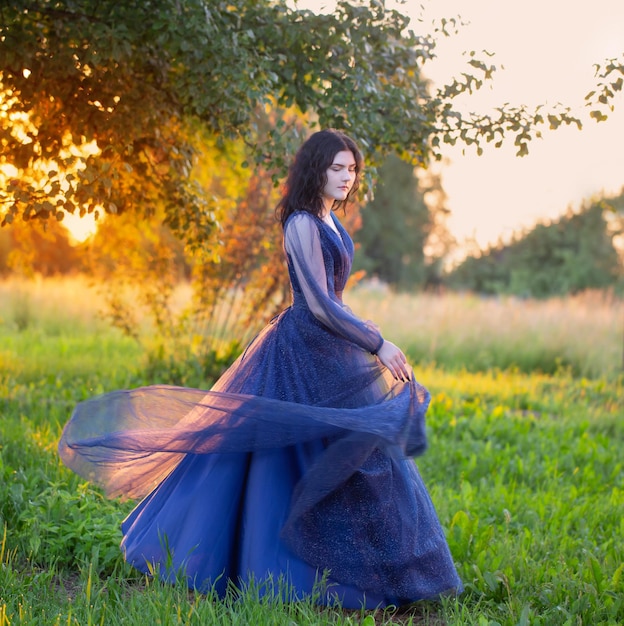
[[59, 211, 462, 608]]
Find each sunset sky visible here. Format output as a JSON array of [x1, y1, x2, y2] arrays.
[[299, 0, 624, 249]]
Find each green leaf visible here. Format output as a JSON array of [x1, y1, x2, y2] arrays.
[[590, 110, 608, 122]]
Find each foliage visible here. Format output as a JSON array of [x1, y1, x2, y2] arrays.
[[120, 162, 290, 388], [1, 296, 623, 623], [189, 161, 288, 353], [0, 214, 82, 276], [2, 0, 618, 247], [354, 154, 452, 290], [83, 208, 189, 342], [81, 125, 291, 382], [445, 196, 624, 297], [585, 56, 624, 122]]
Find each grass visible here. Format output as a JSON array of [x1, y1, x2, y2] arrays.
[[4, 276, 622, 380], [350, 286, 623, 379], [1, 277, 623, 624]]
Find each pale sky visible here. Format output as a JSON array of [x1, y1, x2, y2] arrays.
[[296, 0, 624, 249]]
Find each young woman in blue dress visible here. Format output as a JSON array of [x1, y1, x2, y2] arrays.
[[59, 129, 462, 609]]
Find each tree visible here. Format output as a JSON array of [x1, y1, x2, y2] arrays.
[[82, 122, 291, 384], [354, 154, 451, 290], [2, 0, 619, 249], [446, 197, 623, 297], [0, 216, 82, 276]]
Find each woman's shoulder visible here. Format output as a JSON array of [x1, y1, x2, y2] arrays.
[[284, 210, 319, 231]]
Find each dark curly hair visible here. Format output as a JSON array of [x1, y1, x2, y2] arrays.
[[276, 129, 363, 228]]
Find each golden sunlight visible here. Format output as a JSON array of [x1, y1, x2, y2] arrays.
[[62, 211, 99, 244], [0, 82, 102, 243]]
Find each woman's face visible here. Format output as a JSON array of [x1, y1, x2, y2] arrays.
[[322, 150, 357, 206]]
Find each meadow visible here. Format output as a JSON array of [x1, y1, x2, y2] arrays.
[[1, 276, 622, 625]]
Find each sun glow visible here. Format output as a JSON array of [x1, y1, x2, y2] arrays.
[[0, 84, 102, 244], [61, 211, 100, 243]]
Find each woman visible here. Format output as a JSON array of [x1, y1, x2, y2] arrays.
[[59, 129, 462, 608]]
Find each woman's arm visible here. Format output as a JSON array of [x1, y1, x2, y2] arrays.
[[284, 213, 384, 354], [284, 213, 411, 381]]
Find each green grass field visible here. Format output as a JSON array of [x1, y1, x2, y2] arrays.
[[1, 278, 622, 625]]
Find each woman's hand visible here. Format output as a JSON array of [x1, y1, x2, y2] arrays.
[[376, 340, 411, 382]]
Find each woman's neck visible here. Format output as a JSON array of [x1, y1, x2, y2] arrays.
[[320, 198, 334, 218]]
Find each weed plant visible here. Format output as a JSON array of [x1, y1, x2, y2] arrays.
[[1, 277, 623, 624]]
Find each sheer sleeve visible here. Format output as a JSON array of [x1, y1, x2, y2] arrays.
[[284, 213, 384, 354]]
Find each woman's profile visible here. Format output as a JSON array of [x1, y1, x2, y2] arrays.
[[59, 129, 462, 609]]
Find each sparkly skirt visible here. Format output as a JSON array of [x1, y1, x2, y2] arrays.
[[59, 305, 462, 608]]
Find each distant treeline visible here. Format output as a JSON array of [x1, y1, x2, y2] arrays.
[[445, 195, 623, 298], [352, 156, 623, 297]]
